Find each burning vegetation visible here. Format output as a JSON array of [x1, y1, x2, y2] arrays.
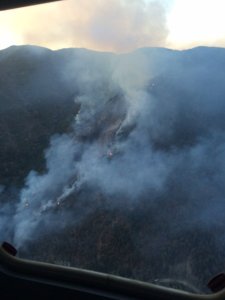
[[1, 45, 225, 293]]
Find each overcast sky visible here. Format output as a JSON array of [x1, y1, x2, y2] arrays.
[[0, 0, 225, 52]]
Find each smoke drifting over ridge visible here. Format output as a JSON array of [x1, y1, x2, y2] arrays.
[[0, 0, 168, 52], [1, 45, 225, 292]]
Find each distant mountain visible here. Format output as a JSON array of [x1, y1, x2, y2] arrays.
[[2, 45, 225, 293]]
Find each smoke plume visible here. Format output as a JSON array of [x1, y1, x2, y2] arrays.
[[0, 0, 168, 52], [1, 45, 225, 292]]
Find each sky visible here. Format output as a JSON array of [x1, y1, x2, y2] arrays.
[[0, 0, 225, 52]]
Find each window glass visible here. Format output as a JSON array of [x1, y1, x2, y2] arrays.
[[1, 0, 225, 294]]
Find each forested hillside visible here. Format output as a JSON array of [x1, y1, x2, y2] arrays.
[[1, 45, 225, 293]]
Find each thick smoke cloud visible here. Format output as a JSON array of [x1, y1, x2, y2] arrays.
[[12, 48, 225, 234], [1, 46, 225, 292], [0, 0, 168, 52], [13, 135, 78, 247]]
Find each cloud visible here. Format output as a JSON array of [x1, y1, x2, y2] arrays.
[[0, 0, 168, 52]]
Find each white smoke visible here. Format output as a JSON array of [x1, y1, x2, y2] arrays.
[[11, 49, 169, 246], [2, 45, 225, 292], [13, 134, 78, 247], [0, 0, 169, 52]]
